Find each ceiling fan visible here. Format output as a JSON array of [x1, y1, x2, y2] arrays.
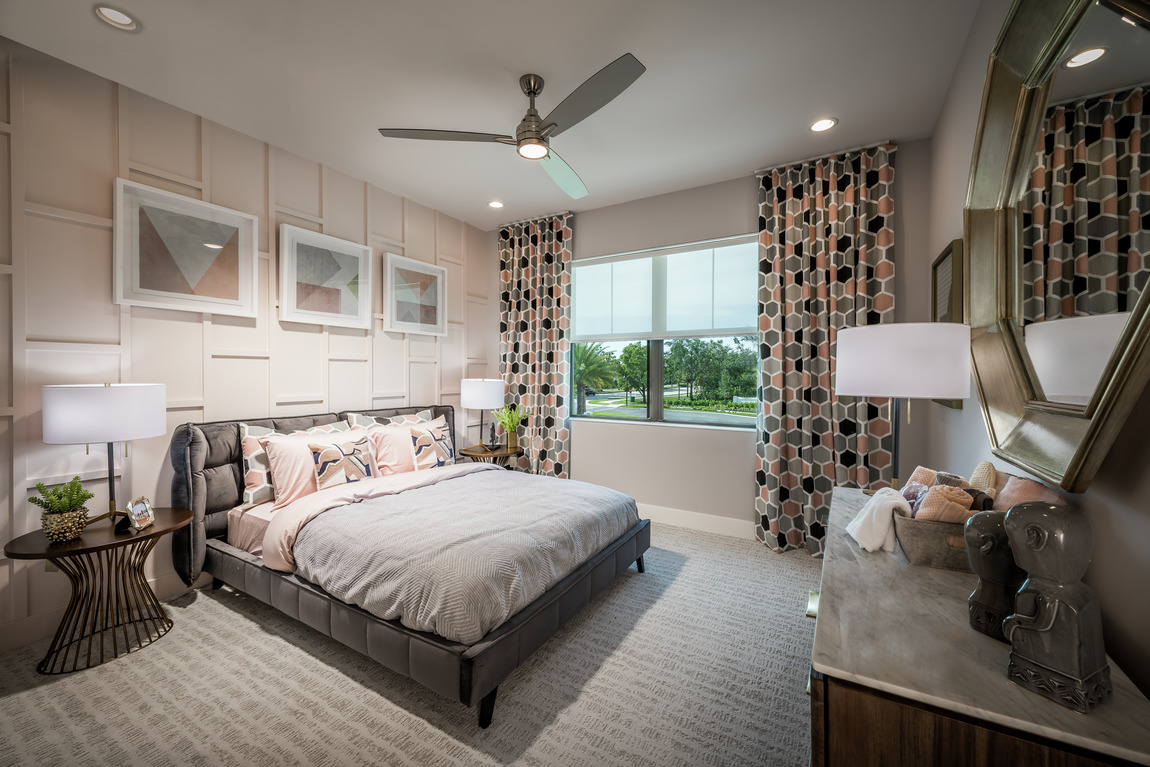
[[378, 53, 646, 200]]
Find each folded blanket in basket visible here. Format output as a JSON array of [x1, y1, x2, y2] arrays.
[[916, 484, 974, 523], [846, 488, 911, 553]]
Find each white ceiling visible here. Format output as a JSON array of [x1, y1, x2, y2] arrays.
[[0, 0, 982, 231]]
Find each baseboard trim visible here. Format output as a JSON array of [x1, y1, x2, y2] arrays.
[[637, 503, 755, 539]]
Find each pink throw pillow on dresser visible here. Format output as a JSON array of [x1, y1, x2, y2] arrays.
[[364, 423, 417, 476], [261, 427, 369, 510]]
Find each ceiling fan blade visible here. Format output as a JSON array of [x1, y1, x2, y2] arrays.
[[378, 128, 514, 144], [539, 150, 588, 199], [542, 53, 646, 138]]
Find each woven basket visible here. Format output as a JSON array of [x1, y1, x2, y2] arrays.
[[893, 514, 971, 572], [41, 508, 89, 543]]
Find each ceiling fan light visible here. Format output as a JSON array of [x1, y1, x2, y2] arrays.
[[517, 139, 549, 160]]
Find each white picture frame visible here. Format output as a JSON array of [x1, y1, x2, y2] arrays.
[[278, 224, 372, 330], [114, 178, 259, 318], [384, 253, 448, 337]]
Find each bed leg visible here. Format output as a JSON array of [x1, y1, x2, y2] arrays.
[[478, 688, 497, 729], [635, 555, 645, 573], [211, 577, 224, 590]]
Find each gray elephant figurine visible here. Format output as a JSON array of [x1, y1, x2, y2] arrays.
[[1002, 501, 1111, 713], [964, 510, 1026, 642]]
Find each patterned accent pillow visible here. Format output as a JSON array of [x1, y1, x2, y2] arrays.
[[310, 437, 376, 490], [239, 420, 350, 507], [410, 415, 455, 471], [347, 410, 434, 429]]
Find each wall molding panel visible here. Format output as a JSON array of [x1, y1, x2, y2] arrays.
[[0, 36, 499, 652]]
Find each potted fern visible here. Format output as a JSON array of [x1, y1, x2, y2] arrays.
[[491, 403, 532, 450], [29, 476, 94, 542]]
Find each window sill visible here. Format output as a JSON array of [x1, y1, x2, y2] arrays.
[[570, 416, 755, 433]]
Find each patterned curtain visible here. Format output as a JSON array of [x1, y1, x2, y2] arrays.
[[1022, 84, 1150, 322], [755, 145, 898, 556], [498, 213, 573, 476]]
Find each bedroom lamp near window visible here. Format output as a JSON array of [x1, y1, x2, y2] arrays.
[[41, 383, 166, 524], [834, 323, 970, 486], [460, 378, 505, 451]]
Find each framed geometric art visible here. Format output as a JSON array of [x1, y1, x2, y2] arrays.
[[278, 224, 372, 329], [384, 253, 448, 336], [113, 178, 259, 317]]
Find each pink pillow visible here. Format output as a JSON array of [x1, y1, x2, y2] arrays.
[[261, 427, 368, 510], [239, 421, 349, 507], [364, 423, 416, 476]]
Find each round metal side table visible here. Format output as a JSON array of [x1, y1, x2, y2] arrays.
[[4, 507, 192, 674], [459, 444, 525, 468]]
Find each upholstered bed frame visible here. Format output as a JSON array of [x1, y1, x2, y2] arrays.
[[169, 405, 651, 728]]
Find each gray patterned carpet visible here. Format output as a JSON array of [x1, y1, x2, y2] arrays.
[[0, 523, 822, 767]]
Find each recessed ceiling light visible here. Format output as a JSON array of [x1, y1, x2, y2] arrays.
[[810, 118, 838, 133], [1065, 47, 1105, 68], [95, 6, 138, 30], [488, 201, 504, 209], [204, 243, 224, 249]]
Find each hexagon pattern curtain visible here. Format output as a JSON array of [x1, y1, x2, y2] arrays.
[[755, 145, 897, 556], [1022, 85, 1149, 322], [498, 214, 573, 477]]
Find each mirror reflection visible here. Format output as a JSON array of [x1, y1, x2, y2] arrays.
[[1018, 0, 1150, 405]]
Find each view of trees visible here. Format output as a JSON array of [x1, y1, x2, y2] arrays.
[[570, 336, 758, 416], [570, 342, 617, 414]]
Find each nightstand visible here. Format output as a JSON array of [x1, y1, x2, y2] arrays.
[[4, 507, 192, 674], [459, 444, 524, 467]]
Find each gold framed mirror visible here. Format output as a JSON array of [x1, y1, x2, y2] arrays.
[[966, 0, 1150, 492]]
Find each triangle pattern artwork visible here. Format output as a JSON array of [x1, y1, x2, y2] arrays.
[[295, 243, 361, 317], [394, 267, 439, 325], [138, 205, 240, 300]]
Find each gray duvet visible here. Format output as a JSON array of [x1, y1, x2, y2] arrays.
[[291, 469, 639, 644]]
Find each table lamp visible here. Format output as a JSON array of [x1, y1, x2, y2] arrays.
[[834, 323, 970, 485], [41, 383, 166, 524], [461, 378, 505, 451]]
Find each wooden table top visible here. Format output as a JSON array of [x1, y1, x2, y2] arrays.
[[4, 507, 192, 560]]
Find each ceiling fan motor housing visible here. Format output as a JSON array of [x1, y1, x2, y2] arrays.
[[516, 74, 551, 158]]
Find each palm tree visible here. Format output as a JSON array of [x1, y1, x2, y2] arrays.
[[571, 342, 617, 415]]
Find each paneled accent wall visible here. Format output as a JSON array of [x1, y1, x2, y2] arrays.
[[0, 38, 499, 651]]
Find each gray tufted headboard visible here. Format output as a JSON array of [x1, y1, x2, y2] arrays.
[[170, 406, 455, 586]]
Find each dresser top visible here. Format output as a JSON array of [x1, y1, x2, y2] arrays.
[[813, 487, 1150, 765]]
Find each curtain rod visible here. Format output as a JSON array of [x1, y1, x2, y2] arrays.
[[755, 140, 896, 177], [499, 210, 573, 228]]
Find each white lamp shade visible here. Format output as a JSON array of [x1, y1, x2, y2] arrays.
[[1024, 313, 1128, 404], [42, 383, 167, 444], [460, 378, 505, 410], [835, 323, 971, 399]]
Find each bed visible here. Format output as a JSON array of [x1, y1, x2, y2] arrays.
[[169, 405, 651, 728]]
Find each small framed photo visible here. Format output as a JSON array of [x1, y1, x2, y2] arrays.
[[931, 238, 965, 409], [278, 224, 372, 329], [384, 253, 448, 336], [114, 178, 259, 318], [127, 496, 155, 531]]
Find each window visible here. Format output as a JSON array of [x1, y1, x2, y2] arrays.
[[570, 236, 758, 428]]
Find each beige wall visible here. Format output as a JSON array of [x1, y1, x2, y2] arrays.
[[923, 0, 1150, 694], [0, 38, 499, 651]]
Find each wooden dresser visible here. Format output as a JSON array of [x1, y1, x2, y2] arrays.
[[810, 487, 1150, 767]]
